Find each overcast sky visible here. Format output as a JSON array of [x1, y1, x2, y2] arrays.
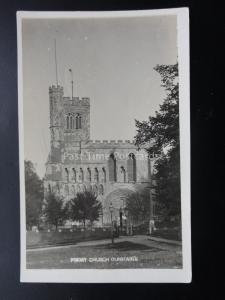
[[22, 15, 177, 177]]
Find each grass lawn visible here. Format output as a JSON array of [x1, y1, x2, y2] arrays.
[[27, 238, 182, 269], [152, 228, 181, 241], [26, 229, 112, 248]]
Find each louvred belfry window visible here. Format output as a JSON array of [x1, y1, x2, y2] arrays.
[[66, 113, 75, 129], [76, 114, 82, 129]]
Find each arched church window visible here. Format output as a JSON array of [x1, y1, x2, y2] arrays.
[[127, 153, 136, 182], [87, 168, 91, 182], [120, 166, 126, 182], [48, 184, 51, 194], [108, 153, 117, 182], [102, 167, 106, 183], [72, 168, 76, 182], [79, 168, 84, 182], [94, 168, 99, 183], [65, 168, 69, 182]]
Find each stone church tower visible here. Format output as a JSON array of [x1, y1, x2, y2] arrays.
[[44, 85, 154, 226]]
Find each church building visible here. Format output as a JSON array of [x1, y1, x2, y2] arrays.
[[44, 85, 153, 225]]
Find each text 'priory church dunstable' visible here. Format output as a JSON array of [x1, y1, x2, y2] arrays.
[[44, 85, 155, 225]]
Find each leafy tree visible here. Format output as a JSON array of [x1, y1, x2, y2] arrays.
[[126, 190, 150, 223], [44, 192, 67, 230], [69, 191, 102, 229], [134, 63, 181, 218], [25, 160, 43, 229]]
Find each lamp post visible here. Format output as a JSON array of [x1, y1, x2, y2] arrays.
[[119, 207, 123, 230], [149, 186, 154, 235], [109, 202, 114, 244], [99, 206, 104, 227], [124, 207, 129, 236], [147, 155, 155, 235], [146, 185, 155, 235]]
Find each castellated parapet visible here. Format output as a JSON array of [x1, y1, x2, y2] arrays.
[[63, 97, 90, 106], [83, 140, 137, 149], [87, 139, 135, 144], [49, 85, 64, 92]]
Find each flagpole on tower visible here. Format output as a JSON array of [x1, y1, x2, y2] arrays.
[[54, 39, 58, 86], [69, 68, 73, 99]]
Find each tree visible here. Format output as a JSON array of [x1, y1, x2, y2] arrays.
[[25, 160, 43, 229], [126, 190, 150, 224], [69, 191, 102, 229], [134, 63, 181, 218], [44, 192, 67, 230]]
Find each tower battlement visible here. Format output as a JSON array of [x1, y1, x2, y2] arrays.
[[63, 97, 90, 106], [49, 85, 64, 93]]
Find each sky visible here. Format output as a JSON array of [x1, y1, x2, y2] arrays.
[[22, 15, 177, 178]]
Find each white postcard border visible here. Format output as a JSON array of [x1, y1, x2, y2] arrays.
[[17, 7, 191, 283]]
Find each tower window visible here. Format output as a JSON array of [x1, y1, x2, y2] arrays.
[[66, 115, 70, 129], [66, 113, 82, 130], [76, 114, 82, 129], [66, 113, 74, 129], [70, 115, 73, 129]]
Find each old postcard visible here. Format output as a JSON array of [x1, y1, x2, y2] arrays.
[[17, 8, 191, 282]]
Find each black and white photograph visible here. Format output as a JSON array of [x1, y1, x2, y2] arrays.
[[17, 9, 190, 283]]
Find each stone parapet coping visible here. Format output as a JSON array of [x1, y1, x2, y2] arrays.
[[87, 140, 135, 145]]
